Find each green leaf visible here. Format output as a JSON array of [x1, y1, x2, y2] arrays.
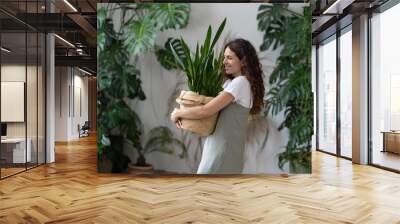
[[258, 5, 312, 173], [167, 18, 226, 96], [143, 126, 187, 158], [149, 3, 191, 31], [123, 15, 157, 56], [155, 38, 186, 70], [97, 3, 190, 172], [101, 135, 111, 146]]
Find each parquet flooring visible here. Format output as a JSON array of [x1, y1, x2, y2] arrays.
[[1, 167, 25, 177], [0, 135, 400, 223]]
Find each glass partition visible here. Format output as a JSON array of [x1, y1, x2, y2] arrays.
[[1, 31, 27, 177], [27, 30, 38, 169], [339, 27, 352, 158], [0, 1, 46, 179], [317, 35, 337, 155], [371, 3, 400, 171], [38, 32, 45, 165]]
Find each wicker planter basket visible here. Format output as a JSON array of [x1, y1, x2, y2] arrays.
[[176, 90, 219, 136]]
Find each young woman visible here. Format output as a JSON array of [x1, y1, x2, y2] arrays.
[[171, 38, 265, 174]]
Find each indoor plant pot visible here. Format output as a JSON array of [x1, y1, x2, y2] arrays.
[[169, 19, 227, 136], [176, 90, 219, 136]]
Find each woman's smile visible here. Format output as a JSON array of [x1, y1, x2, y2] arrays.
[[223, 47, 242, 75]]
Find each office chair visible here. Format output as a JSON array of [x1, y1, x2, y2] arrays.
[[79, 121, 90, 138]]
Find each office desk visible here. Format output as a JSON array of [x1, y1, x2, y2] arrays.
[[1, 138, 31, 163], [382, 131, 400, 154]]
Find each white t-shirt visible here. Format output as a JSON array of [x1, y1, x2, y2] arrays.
[[223, 76, 253, 109]]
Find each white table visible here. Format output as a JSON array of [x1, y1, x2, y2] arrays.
[[1, 138, 31, 163]]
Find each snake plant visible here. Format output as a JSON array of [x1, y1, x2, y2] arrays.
[[168, 18, 227, 97]]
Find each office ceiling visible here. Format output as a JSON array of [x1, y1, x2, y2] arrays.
[[312, 0, 390, 44], [0, 0, 100, 75]]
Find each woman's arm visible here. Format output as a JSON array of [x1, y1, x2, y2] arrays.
[[171, 91, 234, 121]]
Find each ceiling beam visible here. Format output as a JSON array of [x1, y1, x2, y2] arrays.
[[55, 55, 96, 70], [66, 13, 97, 46]]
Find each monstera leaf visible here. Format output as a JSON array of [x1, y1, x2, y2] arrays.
[[149, 3, 190, 31], [123, 15, 157, 56], [155, 38, 186, 70], [258, 4, 312, 173], [122, 3, 190, 57], [257, 4, 293, 51], [97, 7, 107, 54], [97, 3, 190, 172]]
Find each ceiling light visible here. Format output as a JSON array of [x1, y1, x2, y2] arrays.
[[322, 0, 354, 15], [1, 47, 11, 53], [63, 0, 78, 12], [78, 67, 92, 76], [54, 34, 75, 48], [323, 0, 341, 14]]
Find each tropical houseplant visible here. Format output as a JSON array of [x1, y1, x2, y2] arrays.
[[97, 3, 190, 172], [257, 4, 312, 173], [132, 126, 187, 169], [161, 18, 227, 136], [169, 18, 226, 97]]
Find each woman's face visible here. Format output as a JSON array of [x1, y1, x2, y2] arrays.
[[223, 47, 242, 76]]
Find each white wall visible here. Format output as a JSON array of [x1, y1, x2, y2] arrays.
[[117, 3, 308, 174], [72, 72, 89, 138], [55, 67, 68, 141], [55, 67, 89, 141]]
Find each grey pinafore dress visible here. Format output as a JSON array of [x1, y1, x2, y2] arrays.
[[197, 102, 250, 174]]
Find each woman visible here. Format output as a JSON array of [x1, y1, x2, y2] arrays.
[[171, 38, 265, 174]]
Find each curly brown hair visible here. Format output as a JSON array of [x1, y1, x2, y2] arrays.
[[223, 38, 265, 115]]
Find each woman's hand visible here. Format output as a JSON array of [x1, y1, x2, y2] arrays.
[[171, 108, 182, 128], [171, 108, 180, 122]]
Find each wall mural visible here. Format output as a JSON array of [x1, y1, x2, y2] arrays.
[[97, 3, 312, 174]]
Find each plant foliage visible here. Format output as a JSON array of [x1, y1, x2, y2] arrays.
[[97, 3, 190, 172], [257, 4, 312, 173], [157, 19, 227, 97], [135, 126, 188, 166]]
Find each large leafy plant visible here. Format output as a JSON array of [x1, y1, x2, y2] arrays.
[[257, 4, 312, 173], [97, 3, 190, 172], [162, 18, 227, 97], [134, 126, 187, 166]]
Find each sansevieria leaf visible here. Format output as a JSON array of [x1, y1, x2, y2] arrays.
[[168, 18, 226, 97]]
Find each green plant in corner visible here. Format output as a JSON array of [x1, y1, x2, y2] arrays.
[[257, 4, 312, 173], [97, 3, 190, 172], [134, 126, 187, 167]]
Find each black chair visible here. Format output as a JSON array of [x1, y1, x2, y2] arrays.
[[79, 121, 90, 138]]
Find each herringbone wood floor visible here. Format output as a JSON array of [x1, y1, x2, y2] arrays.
[[1, 135, 400, 224]]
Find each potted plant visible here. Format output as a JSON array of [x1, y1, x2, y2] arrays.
[[257, 4, 312, 173], [168, 18, 227, 136], [97, 3, 190, 173], [129, 126, 187, 172]]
